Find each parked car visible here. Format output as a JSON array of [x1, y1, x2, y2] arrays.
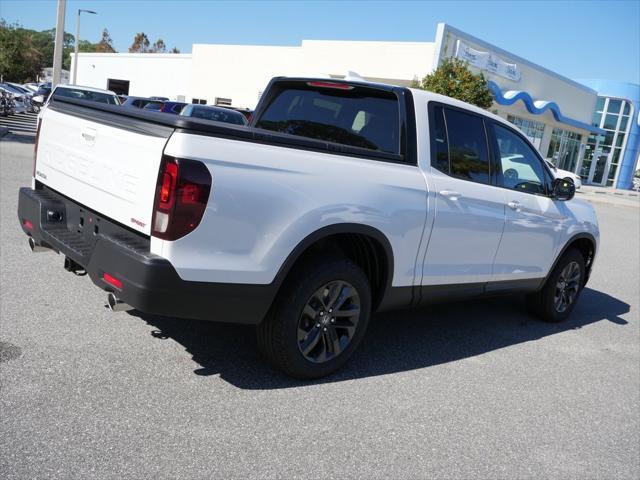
[[121, 96, 156, 109], [5, 82, 37, 112], [31, 84, 52, 108], [180, 104, 248, 125], [50, 84, 120, 105], [18, 76, 599, 379], [142, 101, 164, 112], [22, 83, 41, 93], [0, 90, 15, 116], [220, 106, 253, 122], [545, 159, 582, 189], [0, 84, 28, 113], [160, 101, 187, 114], [150, 96, 169, 101]]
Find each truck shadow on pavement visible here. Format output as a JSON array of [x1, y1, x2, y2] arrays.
[[131, 287, 629, 389]]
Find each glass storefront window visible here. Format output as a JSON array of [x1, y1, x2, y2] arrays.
[[506, 115, 545, 150], [612, 148, 621, 164], [607, 99, 622, 114], [587, 97, 634, 187], [603, 131, 614, 146], [603, 113, 618, 130], [619, 116, 629, 132], [546, 128, 583, 172], [591, 112, 602, 127]]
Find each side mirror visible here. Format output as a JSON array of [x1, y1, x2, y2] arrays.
[[32, 95, 44, 106], [552, 177, 575, 201]]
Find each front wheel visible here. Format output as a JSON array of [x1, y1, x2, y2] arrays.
[[257, 256, 371, 379], [527, 248, 585, 322]]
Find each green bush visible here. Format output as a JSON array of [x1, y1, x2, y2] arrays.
[[413, 57, 494, 109]]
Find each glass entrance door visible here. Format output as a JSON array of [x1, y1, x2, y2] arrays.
[[590, 152, 609, 185]]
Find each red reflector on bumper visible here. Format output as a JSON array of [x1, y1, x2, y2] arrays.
[[103, 273, 123, 289], [23, 219, 33, 231]]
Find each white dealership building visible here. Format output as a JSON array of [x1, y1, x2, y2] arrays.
[[73, 23, 638, 189]]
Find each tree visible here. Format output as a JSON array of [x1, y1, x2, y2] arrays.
[[78, 39, 97, 53], [170, 47, 180, 54], [0, 20, 43, 82], [151, 38, 166, 53], [129, 32, 150, 53], [32, 27, 75, 71], [96, 28, 116, 53], [413, 57, 494, 109]]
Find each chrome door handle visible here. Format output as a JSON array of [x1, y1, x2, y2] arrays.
[[508, 200, 521, 211], [439, 190, 462, 199]]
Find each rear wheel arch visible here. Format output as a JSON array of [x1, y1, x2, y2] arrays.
[[271, 224, 394, 311]]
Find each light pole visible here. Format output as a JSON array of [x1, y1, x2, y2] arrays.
[[52, 0, 66, 87], [72, 8, 97, 85]]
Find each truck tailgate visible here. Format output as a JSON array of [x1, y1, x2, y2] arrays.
[[35, 105, 172, 235]]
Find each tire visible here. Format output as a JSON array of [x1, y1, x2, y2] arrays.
[[527, 248, 585, 322], [257, 256, 371, 379]]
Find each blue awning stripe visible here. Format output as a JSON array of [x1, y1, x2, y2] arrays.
[[487, 81, 605, 135]]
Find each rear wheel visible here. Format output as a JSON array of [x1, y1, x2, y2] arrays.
[[257, 256, 371, 379], [527, 248, 585, 322]]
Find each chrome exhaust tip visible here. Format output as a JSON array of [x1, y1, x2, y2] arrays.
[[107, 293, 133, 312], [29, 237, 50, 253]]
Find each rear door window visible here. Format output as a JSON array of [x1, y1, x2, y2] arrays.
[[443, 108, 490, 184], [255, 84, 401, 155], [430, 106, 450, 173]]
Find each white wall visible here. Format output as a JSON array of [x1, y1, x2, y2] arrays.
[[189, 44, 304, 108], [72, 53, 193, 100], [74, 40, 435, 109], [189, 40, 435, 108]]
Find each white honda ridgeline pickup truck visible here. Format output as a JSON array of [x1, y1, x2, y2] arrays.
[[19, 77, 599, 378]]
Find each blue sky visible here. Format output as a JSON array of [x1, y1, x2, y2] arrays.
[[2, 0, 639, 83]]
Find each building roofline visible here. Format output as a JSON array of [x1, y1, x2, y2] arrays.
[[77, 53, 192, 58], [436, 23, 599, 95]]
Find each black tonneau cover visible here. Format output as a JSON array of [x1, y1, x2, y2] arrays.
[[50, 79, 413, 164]]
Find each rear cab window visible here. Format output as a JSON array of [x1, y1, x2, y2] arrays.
[[254, 80, 404, 159]]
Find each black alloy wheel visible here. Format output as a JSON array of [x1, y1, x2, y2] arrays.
[[553, 261, 581, 313], [257, 256, 371, 379], [297, 280, 361, 363], [527, 248, 585, 322]]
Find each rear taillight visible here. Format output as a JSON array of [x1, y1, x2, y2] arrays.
[[151, 155, 211, 241], [33, 118, 42, 178]]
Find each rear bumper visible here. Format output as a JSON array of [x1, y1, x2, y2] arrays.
[[18, 185, 275, 325]]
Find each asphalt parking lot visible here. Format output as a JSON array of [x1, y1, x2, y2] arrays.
[[1, 134, 638, 479]]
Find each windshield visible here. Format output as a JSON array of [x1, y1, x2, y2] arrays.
[[53, 87, 120, 105], [0, 84, 25, 95]]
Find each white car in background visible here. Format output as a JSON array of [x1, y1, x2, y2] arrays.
[[546, 159, 582, 189], [35, 84, 120, 119]]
